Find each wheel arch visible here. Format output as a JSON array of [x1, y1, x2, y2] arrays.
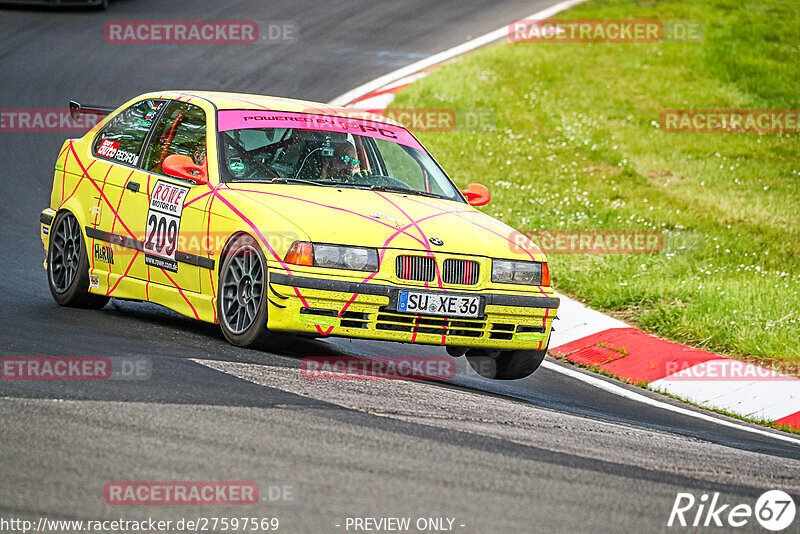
[[51, 207, 92, 262], [218, 231, 257, 276]]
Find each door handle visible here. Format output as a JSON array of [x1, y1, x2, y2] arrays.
[[126, 181, 140, 193]]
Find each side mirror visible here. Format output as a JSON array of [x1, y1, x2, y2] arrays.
[[162, 154, 208, 185], [461, 182, 490, 206]]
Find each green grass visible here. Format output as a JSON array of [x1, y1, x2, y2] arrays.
[[391, 0, 800, 363]]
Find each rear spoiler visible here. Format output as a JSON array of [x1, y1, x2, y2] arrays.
[[69, 100, 115, 121]]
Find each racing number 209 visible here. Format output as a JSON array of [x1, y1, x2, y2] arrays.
[[143, 179, 190, 273], [144, 213, 178, 256]]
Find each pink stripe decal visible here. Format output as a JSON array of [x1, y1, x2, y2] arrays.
[[67, 143, 137, 239], [538, 307, 550, 350], [371, 193, 469, 290], [144, 173, 153, 303], [359, 271, 378, 286], [107, 251, 140, 296], [339, 293, 359, 317], [404, 196, 550, 297], [61, 157, 67, 203], [59, 160, 97, 209], [225, 187, 428, 248], [207, 185, 290, 270], [185, 189, 212, 207], [411, 316, 420, 343], [407, 195, 542, 261], [106, 170, 135, 290], [217, 110, 424, 152], [89, 166, 112, 275], [205, 189, 218, 323], [381, 208, 469, 251], [161, 269, 201, 320]]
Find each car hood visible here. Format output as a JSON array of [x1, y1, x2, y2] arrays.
[[220, 183, 545, 261]]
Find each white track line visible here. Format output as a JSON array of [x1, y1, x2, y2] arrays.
[[542, 361, 800, 446], [328, 0, 588, 106], [328, 0, 800, 446]]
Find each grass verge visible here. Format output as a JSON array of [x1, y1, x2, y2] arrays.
[[390, 0, 800, 364]]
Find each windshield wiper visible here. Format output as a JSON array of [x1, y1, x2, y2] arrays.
[[368, 184, 441, 198], [262, 177, 326, 186]]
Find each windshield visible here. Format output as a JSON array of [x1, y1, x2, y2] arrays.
[[216, 110, 464, 201]]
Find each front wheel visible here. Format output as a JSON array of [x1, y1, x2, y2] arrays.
[[466, 348, 546, 380], [47, 211, 109, 309], [217, 235, 294, 351]]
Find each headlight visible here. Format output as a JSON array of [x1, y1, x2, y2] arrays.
[[492, 259, 549, 286], [285, 242, 379, 272], [314, 244, 379, 271]]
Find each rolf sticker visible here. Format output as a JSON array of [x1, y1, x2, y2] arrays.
[[143, 180, 190, 273]]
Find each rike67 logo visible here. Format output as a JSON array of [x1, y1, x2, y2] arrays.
[[668, 490, 796, 531]]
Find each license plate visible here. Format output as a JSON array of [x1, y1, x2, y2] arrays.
[[397, 291, 481, 318]]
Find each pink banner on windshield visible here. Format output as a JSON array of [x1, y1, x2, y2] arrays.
[[217, 110, 424, 152]]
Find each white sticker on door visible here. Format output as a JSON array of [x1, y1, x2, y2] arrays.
[[143, 180, 190, 273]]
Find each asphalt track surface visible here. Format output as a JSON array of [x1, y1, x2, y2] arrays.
[[1, 2, 798, 533]]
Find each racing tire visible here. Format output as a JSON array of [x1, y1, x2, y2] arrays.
[[47, 210, 109, 309], [217, 235, 294, 352], [466, 348, 546, 380]]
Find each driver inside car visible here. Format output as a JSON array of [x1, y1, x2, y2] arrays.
[[319, 142, 359, 182]]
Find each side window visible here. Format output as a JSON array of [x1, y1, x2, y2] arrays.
[[373, 138, 426, 190], [141, 101, 207, 176], [93, 99, 165, 166]]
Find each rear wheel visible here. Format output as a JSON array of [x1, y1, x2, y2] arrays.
[[466, 348, 546, 380], [217, 235, 294, 351], [47, 211, 109, 309]]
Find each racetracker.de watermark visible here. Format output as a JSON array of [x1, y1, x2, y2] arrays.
[[83, 231, 303, 264], [662, 360, 800, 381], [104, 20, 298, 44], [1, 356, 151, 380], [301, 356, 455, 381], [661, 109, 800, 133], [361, 108, 497, 132], [0, 517, 280, 533], [105, 482, 258, 505], [509, 19, 703, 43], [510, 230, 663, 254], [0, 108, 101, 132], [104, 481, 294, 506]]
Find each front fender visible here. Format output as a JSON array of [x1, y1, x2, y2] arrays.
[[208, 187, 310, 264]]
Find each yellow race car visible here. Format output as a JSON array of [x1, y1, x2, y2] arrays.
[[40, 91, 559, 379]]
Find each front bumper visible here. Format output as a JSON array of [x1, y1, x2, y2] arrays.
[[267, 272, 559, 350]]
